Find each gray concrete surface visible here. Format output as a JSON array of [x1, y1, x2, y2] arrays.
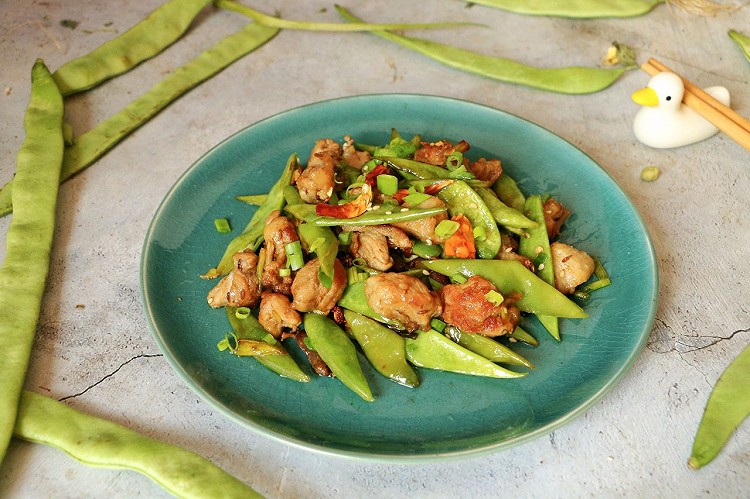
[[0, 0, 748, 497]]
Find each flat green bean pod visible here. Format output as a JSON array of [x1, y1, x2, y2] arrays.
[[729, 30, 750, 63], [53, 0, 213, 96], [436, 181, 502, 259], [688, 342, 750, 469], [464, 0, 662, 18], [0, 60, 64, 461], [306, 204, 446, 227], [0, 22, 280, 218], [336, 6, 631, 94], [14, 391, 262, 498]]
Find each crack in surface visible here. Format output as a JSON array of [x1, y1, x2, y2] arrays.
[[59, 353, 163, 402]]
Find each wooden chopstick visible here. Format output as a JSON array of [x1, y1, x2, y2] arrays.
[[641, 57, 750, 152]]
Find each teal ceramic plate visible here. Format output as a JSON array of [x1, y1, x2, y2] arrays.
[[141, 94, 657, 461]]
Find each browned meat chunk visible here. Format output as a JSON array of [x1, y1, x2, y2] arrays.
[[206, 250, 261, 308], [467, 158, 502, 184], [291, 258, 347, 314], [365, 273, 442, 332], [261, 210, 298, 295], [258, 292, 302, 338], [342, 135, 372, 169], [550, 242, 595, 295], [413, 139, 470, 166], [296, 138, 340, 203], [439, 276, 520, 337], [346, 224, 412, 271], [543, 197, 571, 241], [391, 195, 448, 244]]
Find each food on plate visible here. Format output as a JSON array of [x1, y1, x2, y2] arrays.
[[203, 130, 610, 400]]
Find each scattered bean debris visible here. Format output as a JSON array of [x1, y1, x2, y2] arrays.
[[640, 166, 661, 182], [60, 19, 79, 30]]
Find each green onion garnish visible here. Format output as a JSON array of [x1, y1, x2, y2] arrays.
[[284, 240, 304, 271], [214, 218, 231, 233], [235, 307, 251, 319], [473, 226, 486, 241], [413, 240, 442, 258], [376, 174, 399, 196], [430, 318, 446, 333], [484, 289, 504, 306], [435, 219, 460, 239]]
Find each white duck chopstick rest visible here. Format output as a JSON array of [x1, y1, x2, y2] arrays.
[[631, 71, 730, 148]]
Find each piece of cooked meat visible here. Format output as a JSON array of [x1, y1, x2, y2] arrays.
[[439, 275, 520, 337], [543, 197, 571, 241], [257, 292, 302, 338], [296, 138, 340, 203], [364, 272, 441, 332], [467, 157, 502, 184], [342, 135, 372, 169], [261, 210, 298, 295], [206, 250, 261, 308], [291, 258, 347, 314], [413, 139, 470, 166], [550, 242, 595, 295], [391, 195, 448, 244], [346, 224, 412, 271]]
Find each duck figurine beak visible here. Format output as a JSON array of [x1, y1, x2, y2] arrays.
[[632, 71, 730, 149], [631, 87, 659, 107]]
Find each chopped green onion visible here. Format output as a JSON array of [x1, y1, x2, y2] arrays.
[[284, 240, 304, 270], [376, 174, 399, 195], [573, 256, 612, 300], [403, 191, 431, 206], [449, 273, 467, 284], [430, 318, 446, 333], [318, 267, 333, 289], [279, 268, 292, 277], [445, 152, 463, 170], [447, 164, 475, 180], [347, 266, 369, 284], [484, 289, 504, 306], [435, 219, 460, 239], [338, 231, 352, 245], [413, 240, 443, 258], [235, 307, 251, 319], [473, 226, 486, 241], [214, 218, 232, 233]]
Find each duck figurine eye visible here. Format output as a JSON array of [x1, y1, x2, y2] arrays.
[[631, 71, 730, 148]]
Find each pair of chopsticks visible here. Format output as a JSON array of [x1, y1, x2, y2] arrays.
[[641, 57, 750, 152]]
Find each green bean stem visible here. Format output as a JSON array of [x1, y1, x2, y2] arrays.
[[14, 391, 262, 498], [729, 30, 750, 63], [216, 0, 481, 31], [688, 342, 750, 469], [53, 0, 213, 96], [0, 60, 64, 462], [0, 22, 280, 218], [464, 0, 662, 18], [335, 5, 631, 95]]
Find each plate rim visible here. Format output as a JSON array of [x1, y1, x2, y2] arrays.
[[140, 93, 659, 462]]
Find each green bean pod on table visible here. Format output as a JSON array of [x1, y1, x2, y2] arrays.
[[203, 129, 609, 401]]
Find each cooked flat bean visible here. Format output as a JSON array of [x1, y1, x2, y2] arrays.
[[0, 60, 64, 461], [436, 181, 501, 259], [729, 30, 750, 63], [443, 325, 534, 369], [344, 310, 420, 388], [297, 222, 338, 283], [306, 204, 446, 227], [405, 330, 526, 379], [422, 259, 587, 318], [336, 6, 630, 94], [53, 0, 213, 96], [14, 391, 262, 498], [518, 195, 559, 340], [464, 0, 662, 18], [475, 186, 536, 230], [0, 22, 280, 218], [303, 313, 374, 402], [491, 174, 526, 213], [688, 343, 750, 469]]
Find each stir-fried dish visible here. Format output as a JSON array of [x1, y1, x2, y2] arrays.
[[201, 130, 610, 401]]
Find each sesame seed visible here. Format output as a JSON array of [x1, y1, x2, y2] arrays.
[[538, 263, 545, 270], [400, 207, 409, 212]]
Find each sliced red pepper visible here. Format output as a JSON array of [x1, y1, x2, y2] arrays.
[[315, 183, 372, 219], [422, 179, 454, 195], [364, 164, 390, 188], [443, 214, 476, 259]]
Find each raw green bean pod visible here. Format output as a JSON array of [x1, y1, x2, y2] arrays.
[[405, 330, 526, 379], [475, 186, 537, 230], [14, 391, 262, 498], [422, 259, 587, 318], [688, 342, 750, 469], [203, 153, 296, 278], [303, 313, 374, 402], [344, 310, 420, 388], [729, 30, 750, 63], [336, 6, 631, 95], [436, 181, 502, 259], [518, 195, 559, 340], [492, 174, 526, 212], [53, 0, 213, 96], [217, 0, 481, 31], [0, 60, 64, 462], [464, 0, 662, 18], [443, 325, 534, 369], [0, 22, 280, 218], [225, 308, 310, 382]]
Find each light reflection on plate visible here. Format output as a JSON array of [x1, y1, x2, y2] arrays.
[[140, 94, 657, 461]]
